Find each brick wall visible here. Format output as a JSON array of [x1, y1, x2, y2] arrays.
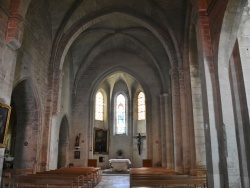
[[12, 0, 53, 171], [209, 0, 228, 63], [14, 0, 52, 106], [0, 3, 13, 103]]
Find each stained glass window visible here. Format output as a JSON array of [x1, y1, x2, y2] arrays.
[[95, 92, 103, 121], [138, 92, 145, 120], [116, 94, 126, 134]]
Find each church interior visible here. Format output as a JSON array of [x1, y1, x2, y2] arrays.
[[0, 0, 250, 187]]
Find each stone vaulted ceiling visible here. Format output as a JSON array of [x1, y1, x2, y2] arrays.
[[48, 0, 188, 91]]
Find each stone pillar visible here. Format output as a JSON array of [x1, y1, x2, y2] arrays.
[[165, 93, 174, 169], [178, 67, 191, 174], [159, 93, 173, 168], [195, 13, 228, 188], [170, 68, 183, 173], [237, 8, 250, 187], [189, 64, 206, 168], [229, 42, 250, 187], [159, 94, 166, 167], [188, 22, 206, 170], [0, 0, 29, 183]]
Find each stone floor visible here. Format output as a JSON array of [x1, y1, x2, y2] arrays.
[[95, 174, 192, 188], [96, 175, 130, 188]]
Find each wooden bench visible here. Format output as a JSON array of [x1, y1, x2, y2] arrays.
[[3, 166, 101, 188], [130, 167, 177, 175], [130, 168, 207, 188], [2, 168, 34, 188], [59, 166, 102, 185], [12, 175, 79, 188], [1, 171, 11, 188], [5, 168, 34, 176], [37, 167, 100, 187], [27, 173, 85, 187]]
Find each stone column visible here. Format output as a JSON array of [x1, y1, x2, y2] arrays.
[[170, 68, 183, 173], [159, 94, 166, 167], [195, 12, 228, 188], [164, 93, 174, 169], [159, 93, 173, 168], [0, 0, 28, 183], [237, 8, 250, 187], [178, 67, 191, 174]]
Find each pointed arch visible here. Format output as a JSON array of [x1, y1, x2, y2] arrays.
[[115, 93, 127, 135], [138, 91, 145, 120], [95, 91, 104, 121], [11, 79, 41, 171], [58, 115, 69, 168]]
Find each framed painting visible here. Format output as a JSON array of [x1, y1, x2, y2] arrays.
[[94, 128, 109, 154], [74, 151, 80, 159], [0, 102, 11, 148]]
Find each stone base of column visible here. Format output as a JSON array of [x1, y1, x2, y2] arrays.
[[167, 162, 174, 169], [161, 162, 167, 167], [175, 165, 183, 173]]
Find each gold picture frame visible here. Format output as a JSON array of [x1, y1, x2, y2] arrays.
[[94, 128, 109, 154], [0, 102, 11, 148]]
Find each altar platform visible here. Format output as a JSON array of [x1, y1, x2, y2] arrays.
[[109, 159, 131, 171]]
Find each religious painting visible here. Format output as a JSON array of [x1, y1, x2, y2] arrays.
[[94, 128, 109, 154], [74, 151, 80, 159], [0, 102, 11, 148]]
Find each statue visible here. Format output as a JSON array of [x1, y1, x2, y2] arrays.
[[75, 133, 81, 148], [133, 133, 146, 155]]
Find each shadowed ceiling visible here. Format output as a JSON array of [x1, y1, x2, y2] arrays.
[[47, 0, 189, 89]]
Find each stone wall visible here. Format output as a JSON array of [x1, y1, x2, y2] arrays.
[[12, 0, 52, 171]]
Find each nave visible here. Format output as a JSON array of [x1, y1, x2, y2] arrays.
[[1, 0, 250, 187]]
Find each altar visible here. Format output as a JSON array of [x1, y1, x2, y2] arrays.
[[109, 159, 131, 171]]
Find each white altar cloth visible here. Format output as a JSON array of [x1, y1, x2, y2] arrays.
[[109, 159, 131, 171]]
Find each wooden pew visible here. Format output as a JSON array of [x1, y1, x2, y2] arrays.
[[2, 168, 34, 188], [12, 175, 79, 188], [130, 168, 207, 188], [130, 167, 177, 175], [8, 168, 33, 176], [6, 166, 100, 188], [27, 173, 84, 187], [37, 167, 100, 187], [1, 171, 11, 188], [59, 166, 102, 185]]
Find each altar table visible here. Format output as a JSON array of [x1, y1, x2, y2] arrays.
[[109, 159, 131, 171]]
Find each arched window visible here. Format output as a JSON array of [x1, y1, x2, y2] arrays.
[[116, 94, 126, 134], [95, 92, 104, 121], [138, 92, 145, 120]]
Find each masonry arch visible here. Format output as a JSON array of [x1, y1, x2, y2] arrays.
[[73, 31, 167, 96], [50, 10, 179, 115], [218, 0, 249, 187], [87, 68, 153, 167], [57, 115, 69, 168], [88, 67, 153, 137], [10, 79, 41, 170]]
